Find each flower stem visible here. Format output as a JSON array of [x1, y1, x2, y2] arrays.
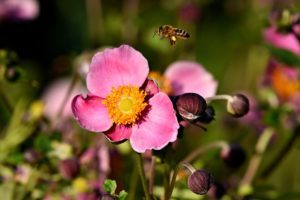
[[165, 166, 179, 200], [128, 163, 138, 200], [137, 153, 151, 200], [182, 140, 229, 163], [205, 94, 233, 103], [149, 156, 155, 195], [261, 125, 300, 178], [240, 127, 274, 186]]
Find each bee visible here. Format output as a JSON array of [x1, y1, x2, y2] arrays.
[[154, 25, 190, 45]]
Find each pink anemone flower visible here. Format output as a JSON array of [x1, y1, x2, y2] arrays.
[[72, 45, 179, 153], [263, 27, 300, 56], [164, 61, 218, 98]]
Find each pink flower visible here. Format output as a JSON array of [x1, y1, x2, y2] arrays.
[[0, 0, 39, 21], [263, 27, 300, 56], [42, 77, 85, 121], [164, 61, 218, 98], [72, 45, 179, 153]]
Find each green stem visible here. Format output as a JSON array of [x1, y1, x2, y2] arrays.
[[163, 164, 170, 200], [137, 153, 151, 200], [261, 125, 300, 178], [127, 163, 138, 200], [165, 166, 179, 200], [205, 94, 233, 103], [240, 127, 274, 186], [149, 156, 155, 195]]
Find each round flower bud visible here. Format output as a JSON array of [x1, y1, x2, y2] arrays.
[[176, 93, 207, 121], [188, 169, 214, 195], [227, 94, 249, 118], [207, 182, 226, 199], [220, 144, 246, 169], [197, 106, 215, 124], [59, 158, 80, 180]]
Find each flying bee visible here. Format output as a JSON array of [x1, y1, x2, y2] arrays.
[[154, 25, 190, 45]]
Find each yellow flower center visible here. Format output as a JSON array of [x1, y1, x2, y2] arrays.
[[102, 86, 148, 125], [149, 71, 173, 95]]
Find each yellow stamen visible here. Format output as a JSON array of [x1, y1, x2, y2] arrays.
[[149, 71, 173, 95], [102, 86, 147, 125]]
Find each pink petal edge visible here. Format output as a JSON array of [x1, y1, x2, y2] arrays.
[[264, 27, 300, 56], [165, 61, 218, 98], [130, 92, 179, 153], [87, 45, 149, 98], [72, 94, 113, 132]]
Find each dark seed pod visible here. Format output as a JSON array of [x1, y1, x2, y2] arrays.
[[227, 94, 249, 118], [220, 144, 246, 169], [188, 169, 214, 195], [176, 93, 207, 121]]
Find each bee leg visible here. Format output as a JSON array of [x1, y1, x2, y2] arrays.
[[169, 39, 176, 45], [170, 36, 176, 45]]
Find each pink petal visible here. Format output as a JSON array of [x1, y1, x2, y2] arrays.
[[164, 61, 218, 98], [87, 45, 149, 97], [130, 92, 179, 153], [104, 125, 132, 142], [264, 27, 300, 56], [72, 95, 113, 132]]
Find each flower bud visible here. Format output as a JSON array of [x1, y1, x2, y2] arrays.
[[220, 144, 246, 169], [207, 182, 226, 199], [176, 93, 207, 121], [59, 158, 80, 180], [188, 169, 214, 195], [227, 94, 249, 118], [197, 106, 215, 124]]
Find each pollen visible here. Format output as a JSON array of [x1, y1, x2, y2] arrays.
[[102, 86, 148, 125]]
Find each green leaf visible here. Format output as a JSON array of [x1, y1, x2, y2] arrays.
[[266, 45, 300, 67], [103, 179, 117, 195], [118, 190, 128, 200], [34, 134, 51, 153]]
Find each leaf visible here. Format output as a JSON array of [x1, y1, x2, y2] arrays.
[[118, 190, 128, 200], [103, 179, 117, 195], [266, 45, 300, 67]]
